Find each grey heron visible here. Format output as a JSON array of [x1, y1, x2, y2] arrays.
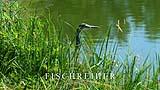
[[73, 23, 99, 63]]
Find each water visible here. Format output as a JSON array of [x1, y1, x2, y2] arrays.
[[20, 0, 160, 60]]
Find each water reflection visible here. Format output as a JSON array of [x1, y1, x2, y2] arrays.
[[21, 0, 160, 58]]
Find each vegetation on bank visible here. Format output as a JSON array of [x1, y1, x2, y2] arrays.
[[0, 1, 160, 90]]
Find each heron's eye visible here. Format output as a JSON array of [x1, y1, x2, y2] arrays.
[[79, 25, 85, 29]]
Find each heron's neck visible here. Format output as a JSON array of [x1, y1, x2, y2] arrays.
[[76, 29, 81, 46]]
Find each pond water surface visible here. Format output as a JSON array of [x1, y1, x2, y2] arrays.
[[21, 0, 160, 61]]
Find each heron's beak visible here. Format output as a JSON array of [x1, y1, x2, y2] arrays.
[[85, 24, 99, 29]]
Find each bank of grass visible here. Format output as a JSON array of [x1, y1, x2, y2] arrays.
[[0, 1, 160, 90]]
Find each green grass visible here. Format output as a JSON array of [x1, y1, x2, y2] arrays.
[[0, 1, 160, 90]]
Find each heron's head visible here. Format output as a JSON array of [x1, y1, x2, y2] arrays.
[[78, 23, 99, 30]]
